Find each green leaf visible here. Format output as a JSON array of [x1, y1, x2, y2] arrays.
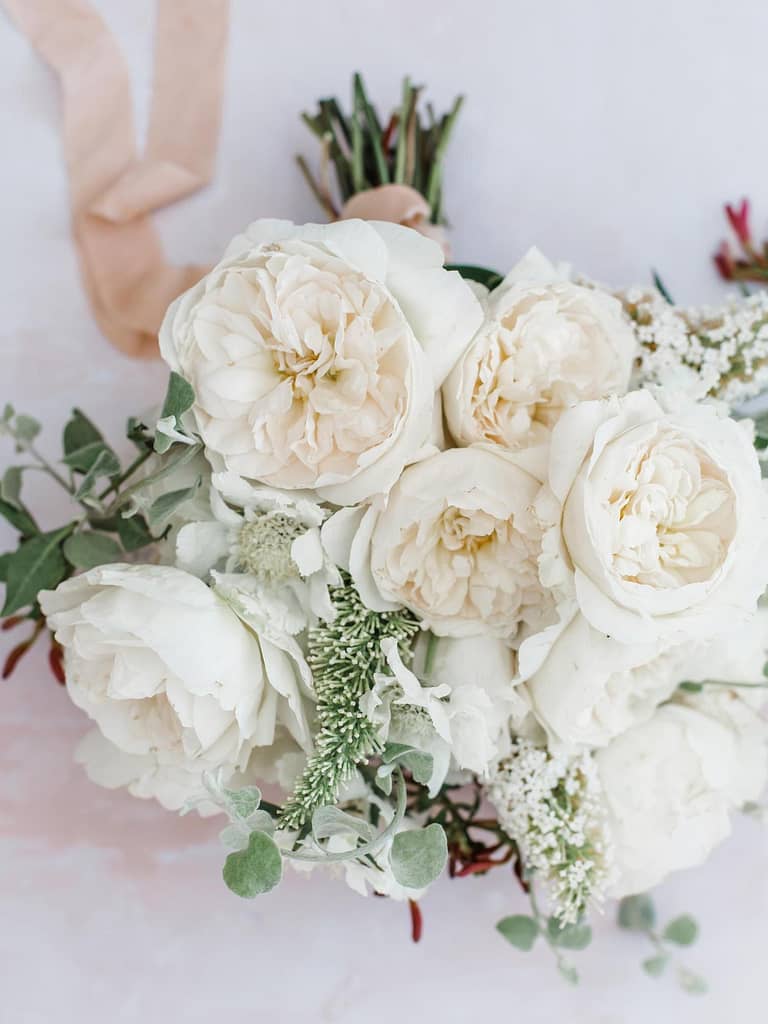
[[63, 531, 123, 570], [125, 417, 153, 452], [677, 967, 708, 995], [1, 466, 23, 508], [2, 403, 14, 423], [663, 914, 698, 947], [116, 514, 154, 552], [643, 954, 668, 978], [73, 448, 121, 500], [557, 962, 580, 986], [0, 552, 11, 583], [63, 409, 103, 456], [146, 478, 201, 531], [160, 372, 195, 422], [219, 824, 249, 852], [496, 915, 539, 952], [0, 498, 37, 538], [547, 917, 593, 951], [222, 830, 283, 898], [14, 414, 41, 443], [390, 823, 448, 889], [651, 269, 675, 305], [618, 894, 656, 932], [1, 524, 74, 615], [225, 786, 262, 820], [446, 264, 504, 291], [311, 806, 376, 844]]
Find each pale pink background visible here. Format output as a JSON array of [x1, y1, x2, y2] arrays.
[[2, 2, 768, 1021]]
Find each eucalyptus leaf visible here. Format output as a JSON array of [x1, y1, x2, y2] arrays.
[[446, 263, 504, 291], [147, 478, 201, 531], [63, 409, 103, 456], [311, 805, 376, 845], [496, 915, 539, 952], [116, 514, 154, 552], [63, 531, 123, 570], [1, 524, 74, 615], [643, 954, 668, 978], [558, 962, 579, 986], [389, 823, 447, 889], [160, 372, 195, 422], [222, 830, 283, 898], [1, 467, 23, 508], [662, 914, 698, 947], [13, 414, 41, 443], [225, 786, 262, 820], [677, 967, 708, 995], [219, 823, 249, 852], [618, 894, 656, 932], [547, 917, 592, 951], [244, 809, 276, 834], [0, 497, 37, 538], [73, 448, 121, 499]]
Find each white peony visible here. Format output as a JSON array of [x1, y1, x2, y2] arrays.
[[40, 564, 313, 812], [443, 248, 635, 451], [159, 219, 481, 505], [536, 390, 768, 647], [323, 444, 553, 640], [596, 695, 767, 897], [176, 470, 341, 631]]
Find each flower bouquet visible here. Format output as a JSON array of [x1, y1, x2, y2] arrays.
[[4, 74, 768, 993]]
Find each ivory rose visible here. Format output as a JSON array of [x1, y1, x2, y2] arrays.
[[526, 608, 768, 749], [536, 390, 768, 647], [443, 248, 635, 451], [597, 694, 768, 897], [323, 444, 553, 639], [159, 219, 481, 505], [40, 564, 313, 812]]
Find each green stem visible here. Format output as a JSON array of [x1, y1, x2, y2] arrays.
[[283, 768, 407, 864], [97, 448, 153, 500]]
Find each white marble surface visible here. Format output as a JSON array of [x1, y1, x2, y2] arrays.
[[2, 1, 768, 1021]]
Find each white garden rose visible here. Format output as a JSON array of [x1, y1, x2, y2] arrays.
[[525, 614, 677, 749], [40, 564, 313, 812], [159, 219, 482, 505], [526, 608, 768, 749], [443, 248, 635, 451], [537, 390, 768, 647], [323, 444, 553, 639], [597, 696, 768, 897]]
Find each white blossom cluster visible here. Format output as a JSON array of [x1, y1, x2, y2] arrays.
[[626, 286, 768, 404], [487, 739, 613, 925]]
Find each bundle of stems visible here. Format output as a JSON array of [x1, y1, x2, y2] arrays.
[[297, 73, 463, 223]]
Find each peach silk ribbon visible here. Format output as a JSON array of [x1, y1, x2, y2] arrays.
[[3, 0, 229, 358]]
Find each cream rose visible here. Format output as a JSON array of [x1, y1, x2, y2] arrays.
[[40, 564, 313, 812], [537, 390, 768, 647], [597, 695, 767, 897], [526, 608, 768, 749], [323, 444, 553, 639], [159, 219, 481, 505], [443, 248, 635, 451]]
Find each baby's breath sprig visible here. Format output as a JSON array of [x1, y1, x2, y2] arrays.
[[624, 285, 768, 405], [297, 73, 463, 223], [278, 575, 420, 831], [487, 739, 612, 927]]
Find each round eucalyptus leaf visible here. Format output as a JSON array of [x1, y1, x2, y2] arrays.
[[389, 823, 447, 889], [222, 830, 282, 898]]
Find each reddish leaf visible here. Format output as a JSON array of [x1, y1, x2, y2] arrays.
[[408, 899, 423, 943]]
